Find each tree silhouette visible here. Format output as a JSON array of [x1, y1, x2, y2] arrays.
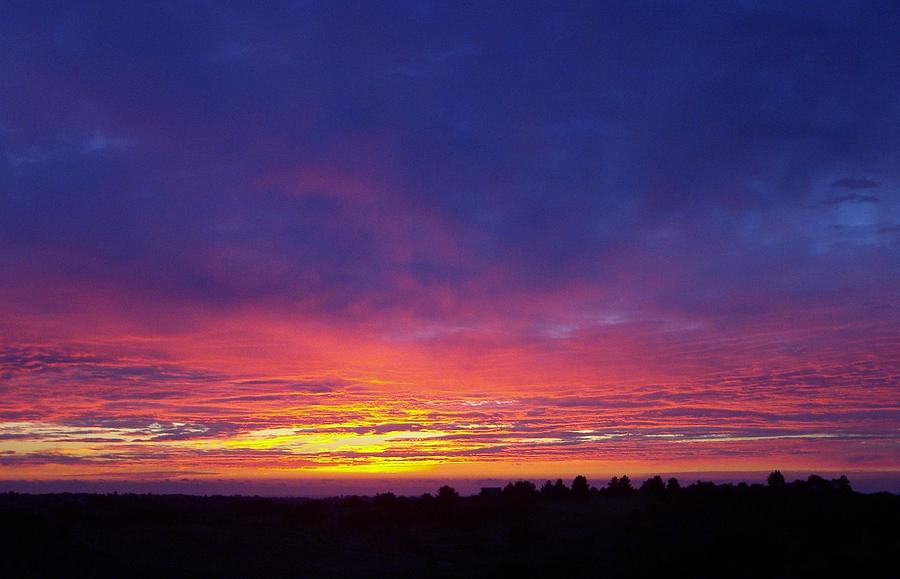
[[666, 477, 681, 493], [541, 478, 570, 498], [540, 480, 555, 497], [640, 476, 665, 496], [373, 492, 396, 507], [767, 470, 786, 488], [832, 475, 852, 493], [437, 485, 459, 505], [806, 475, 829, 492], [607, 475, 635, 496], [571, 475, 590, 499], [518, 480, 537, 494], [504, 480, 537, 498], [553, 478, 569, 497]]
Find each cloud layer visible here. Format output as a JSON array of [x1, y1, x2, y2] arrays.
[[1, 1, 898, 481]]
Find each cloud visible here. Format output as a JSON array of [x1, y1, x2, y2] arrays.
[[392, 44, 477, 78], [81, 131, 130, 154], [832, 178, 880, 189], [823, 193, 880, 206], [231, 378, 350, 393]]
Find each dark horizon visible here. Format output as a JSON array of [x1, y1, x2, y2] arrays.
[[3, 471, 897, 577], [2, 469, 898, 497]]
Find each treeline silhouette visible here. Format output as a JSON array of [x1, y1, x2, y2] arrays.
[[469, 470, 854, 499], [1, 472, 896, 578]]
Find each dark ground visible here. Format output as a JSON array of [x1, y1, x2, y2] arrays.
[[1, 475, 897, 578]]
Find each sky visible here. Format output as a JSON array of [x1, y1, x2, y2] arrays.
[[1, 1, 899, 492]]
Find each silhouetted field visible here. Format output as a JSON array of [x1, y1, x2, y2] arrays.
[[1, 473, 897, 578]]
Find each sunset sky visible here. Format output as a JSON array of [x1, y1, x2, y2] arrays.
[[2, 1, 899, 491]]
